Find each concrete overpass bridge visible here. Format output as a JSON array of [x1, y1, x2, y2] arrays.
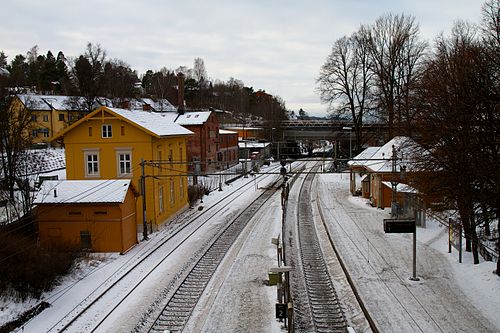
[[226, 119, 388, 158]]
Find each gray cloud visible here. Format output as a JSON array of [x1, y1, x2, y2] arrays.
[[2, 0, 482, 116]]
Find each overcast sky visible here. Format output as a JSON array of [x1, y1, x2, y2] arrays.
[[1, 0, 483, 117]]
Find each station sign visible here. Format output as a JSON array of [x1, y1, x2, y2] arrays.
[[276, 303, 287, 319], [383, 219, 416, 233]]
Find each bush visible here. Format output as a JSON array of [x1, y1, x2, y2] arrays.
[[187, 184, 209, 207], [0, 231, 81, 300]]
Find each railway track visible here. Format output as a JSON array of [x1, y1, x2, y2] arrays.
[[31, 165, 286, 333], [148, 182, 280, 332], [294, 164, 347, 332]]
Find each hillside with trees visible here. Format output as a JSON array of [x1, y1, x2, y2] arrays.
[[0, 45, 288, 125]]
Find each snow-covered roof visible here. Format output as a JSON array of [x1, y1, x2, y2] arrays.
[[368, 137, 415, 173], [238, 141, 270, 149], [141, 98, 177, 112], [42, 96, 85, 110], [175, 111, 212, 125], [1, 148, 66, 178], [0, 67, 9, 76], [25, 148, 66, 175], [219, 129, 238, 135], [348, 137, 416, 173], [348, 146, 381, 168], [17, 94, 52, 110], [34, 179, 132, 204], [17, 94, 111, 111], [106, 107, 193, 137], [381, 181, 418, 194]]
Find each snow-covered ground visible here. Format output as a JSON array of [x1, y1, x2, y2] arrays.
[[1, 167, 499, 333], [318, 173, 500, 332]]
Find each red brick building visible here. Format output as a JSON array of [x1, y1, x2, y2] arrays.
[[219, 129, 239, 168], [175, 111, 219, 172]]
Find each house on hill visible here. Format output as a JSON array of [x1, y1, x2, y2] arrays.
[[34, 179, 137, 253], [175, 111, 220, 173], [51, 106, 193, 234], [120, 98, 178, 112], [10, 94, 111, 145]]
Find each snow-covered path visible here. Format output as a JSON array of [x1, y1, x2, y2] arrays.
[[317, 173, 499, 333], [186, 188, 284, 332]]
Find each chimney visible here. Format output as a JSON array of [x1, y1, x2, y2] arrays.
[[177, 72, 185, 114], [120, 100, 130, 109], [54, 189, 57, 197]]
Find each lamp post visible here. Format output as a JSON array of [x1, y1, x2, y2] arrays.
[[342, 126, 352, 159]]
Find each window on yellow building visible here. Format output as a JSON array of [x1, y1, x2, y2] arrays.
[[43, 115, 49, 122], [121, 126, 125, 136], [59, 114, 64, 121], [117, 152, 132, 176], [85, 151, 99, 177], [31, 129, 38, 138], [170, 178, 175, 207], [42, 129, 49, 137], [102, 124, 112, 138], [180, 177, 184, 199], [31, 115, 37, 121], [88, 127, 93, 136], [159, 186, 164, 213]]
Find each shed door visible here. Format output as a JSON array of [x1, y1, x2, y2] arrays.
[[80, 231, 91, 249]]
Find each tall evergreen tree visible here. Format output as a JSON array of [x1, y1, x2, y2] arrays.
[[7, 55, 29, 88]]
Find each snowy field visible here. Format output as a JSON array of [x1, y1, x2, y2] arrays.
[[1, 168, 499, 333]]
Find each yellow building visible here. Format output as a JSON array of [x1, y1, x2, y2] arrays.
[[12, 94, 108, 145], [34, 179, 138, 253], [53, 106, 193, 232]]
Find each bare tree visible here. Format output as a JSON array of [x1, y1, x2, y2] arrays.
[[412, 21, 498, 265], [364, 14, 427, 137], [0, 94, 36, 221], [192, 57, 208, 83], [480, 0, 500, 275], [317, 26, 374, 151], [481, 0, 500, 50]]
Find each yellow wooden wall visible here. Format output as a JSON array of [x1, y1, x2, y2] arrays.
[[62, 108, 190, 229], [37, 189, 137, 253]]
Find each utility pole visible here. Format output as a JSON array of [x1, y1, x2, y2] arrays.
[[391, 145, 398, 217], [141, 159, 148, 240]]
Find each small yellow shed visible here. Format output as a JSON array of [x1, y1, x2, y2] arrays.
[[34, 179, 138, 253]]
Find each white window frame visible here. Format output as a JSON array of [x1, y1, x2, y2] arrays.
[[159, 186, 164, 213], [84, 150, 100, 177], [170, 178, 175, 207], [102, 124, 112, 138], [116, 150, 132, 176]]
